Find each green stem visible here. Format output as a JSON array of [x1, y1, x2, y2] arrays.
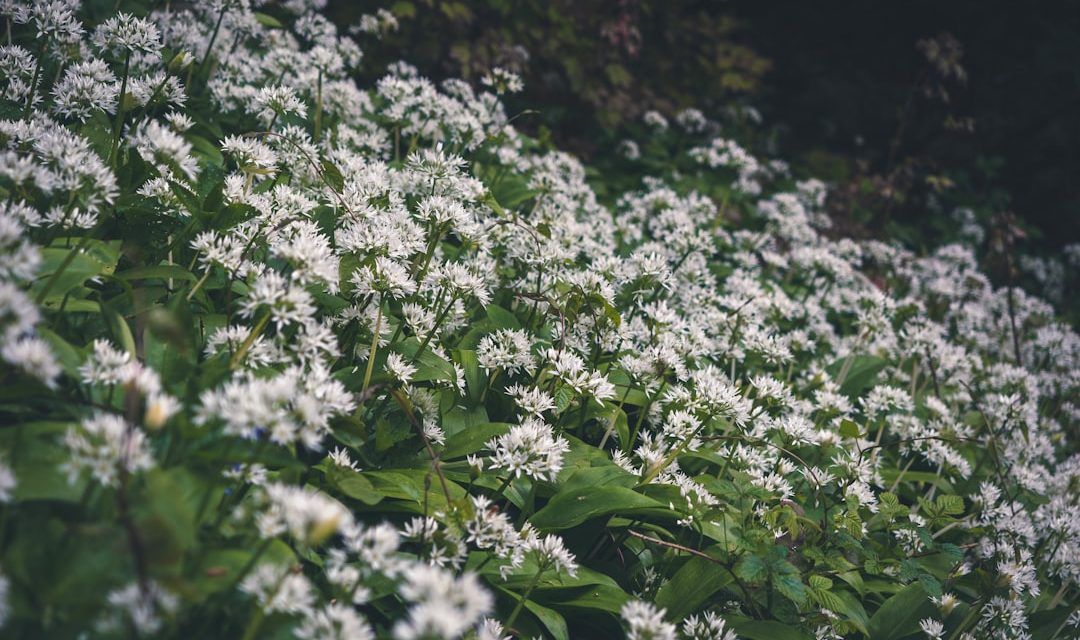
[[108, 51, 133, 168], [36, 228, 100, 304], [23, 35, 48, 118], [229, 311, 270, 369], [313, 70, 323, 142], [504, 566, 546, 631], [361, 301, 383, 394]]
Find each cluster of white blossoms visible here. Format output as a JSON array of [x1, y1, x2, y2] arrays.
[[0, 0, 1078, 638]]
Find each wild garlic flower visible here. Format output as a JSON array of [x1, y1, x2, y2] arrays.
[[241, 563, 315, 616], [97, 581, 179, 636], [504, 383, 556, 416], [481, 67, 523, 95], [256, 483, 352, 546], [92, 13, 162, 57], [681, 611, 737, 640], [62, 413, 155, 487], [351, 256, 417, 300], [392, 565, 493, 640], [486, 417, 569, 483], [477, 329, 534, 375], [526, 534, 578, 577], [621, 600, 677, 640], [385, 352, 417, 385], [296, 604, 375, 640]]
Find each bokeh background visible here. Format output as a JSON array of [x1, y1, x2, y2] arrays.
[[329, 0, 1080, 254]]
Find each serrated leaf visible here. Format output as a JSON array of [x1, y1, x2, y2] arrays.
[[553, 385, 573, 414], [734, 554, 767, 583], [776, 573, 808, 605], [935, 494, 964, 516]]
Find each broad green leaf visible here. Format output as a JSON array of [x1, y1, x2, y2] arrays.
[[828, 355, 889, 397], [530, 486, 668, 530], [440, 422, 511, 460], [656, 553, 733, 619], [115, 265, 197, 282], [486, 304, 522, 330], [533, 583, 631, 614], [867, 582, 935, 640], [731, 620, 812, 640], [558, 465, 636, 494], [833, 590, 871, 635], [391, 337, 455, 382], [325, 466, 384, 505]]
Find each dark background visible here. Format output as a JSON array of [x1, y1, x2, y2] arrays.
[[330, 0, 1080, 250]]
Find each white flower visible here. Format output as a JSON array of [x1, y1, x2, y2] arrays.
[[256, 483, 352, 546], [393, 565, 493, 640], [92, 12, 161, 56], [385, 352, 418, 385], [241, 563, 315, 616], [919, 618, 944, 640], [486, 418, 569, 482], [477, 329, 534, 375], [62, 413, 155, 487], [329, 447, 359, 471], [621, 600, 677, 640]]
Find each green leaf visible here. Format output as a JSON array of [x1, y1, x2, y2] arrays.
[[828, 355, 889, 397], [558, 466, 636, 494], [530, 486, 668, 530], [101, 297, 136, 356], [391, 338, 455, 382], [441, 422, 511, 460], [775, 573, 808, 605], [32, 241, 119, 303], [325, 466, 384, 506], [867, 582, 935, 640], [253, 11, 284, 28], [456, 348, 483, 402], [115, 265, 197, 282], [734, 554, 767, 583], [524, 599, 569, 640], [656, 553, 733, 619], [553, 385, 573, 414], [731, 620, 813, 640], [321, 159, 345, 192], [839, 419, 861, 439], [833, 590, 871, 635], [935, 494, 964, 516], [533, 583, 631, 614], [486, 304, 522, 330]]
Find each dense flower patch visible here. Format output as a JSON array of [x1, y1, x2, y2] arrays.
[[0, 1, 1078, 639]]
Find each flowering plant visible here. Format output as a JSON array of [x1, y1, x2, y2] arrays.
[[0, 2, 1077, 639]]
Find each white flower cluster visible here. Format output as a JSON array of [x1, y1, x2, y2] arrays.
[[0, 0, 1078, 638]]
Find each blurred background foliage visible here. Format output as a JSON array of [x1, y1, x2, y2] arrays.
[[330, 0, 1080, 258]]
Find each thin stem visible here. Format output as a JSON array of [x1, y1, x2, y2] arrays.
[[229, 310, 270, 369], [361, 300, 383, 394], [108, 51, 133, 168], [23, 35, 49, 118], [504, 566, 546, 631], [313, 70, 323, 143]]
